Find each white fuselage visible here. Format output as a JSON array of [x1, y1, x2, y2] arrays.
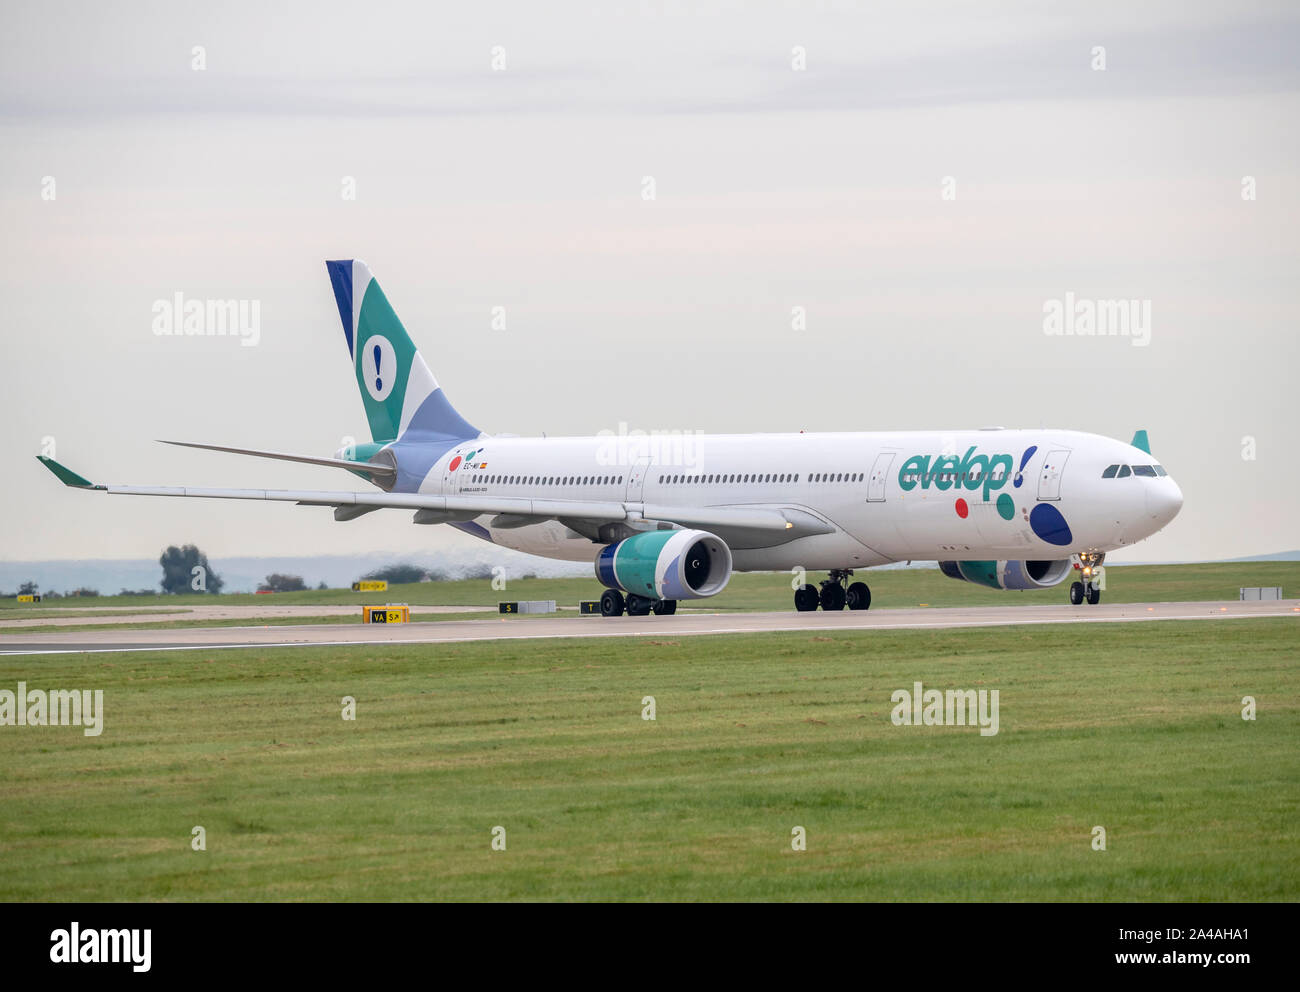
[[421, 428, 1183, 570]]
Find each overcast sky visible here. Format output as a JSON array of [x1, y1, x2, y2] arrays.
[[2, 0, 1297, 567]]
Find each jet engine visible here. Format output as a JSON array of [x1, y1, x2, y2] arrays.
[[595, 529, 732, 600], [938, 559, 1072, 590]]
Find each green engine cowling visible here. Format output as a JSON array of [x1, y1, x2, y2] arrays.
[[939, 559, 1072, 590], [595, 529, 732, 600]]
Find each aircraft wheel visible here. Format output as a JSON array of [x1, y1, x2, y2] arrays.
[[626, 594, 652, 616], [1086, 586, 1101, 606], [1069, 581, 1084, 606], [794, 584, 819, 612], [846, 581, 872, 611], [652, 599, 677, 615], [820, 583, 846, 611], [600, 589, 625, 617]]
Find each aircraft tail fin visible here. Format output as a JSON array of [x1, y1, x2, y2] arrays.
[[1130, 429, 1151, 454], [325, 260, 479, 444]]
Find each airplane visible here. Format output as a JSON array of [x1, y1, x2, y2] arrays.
[[38, 259, 1183, 617]]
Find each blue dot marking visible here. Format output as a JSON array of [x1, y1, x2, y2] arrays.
[[1029, 502, 1073, 546]]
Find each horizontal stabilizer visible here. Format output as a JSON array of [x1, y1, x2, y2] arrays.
[[158, 439, 395, 479]]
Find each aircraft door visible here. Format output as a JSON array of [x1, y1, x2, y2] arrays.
[[867, 452, 895, 502], [625, 456, 651, 502], [1037, 449, 1071, 501]]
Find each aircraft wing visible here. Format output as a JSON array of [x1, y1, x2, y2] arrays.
[[36, 456, 814, 537]]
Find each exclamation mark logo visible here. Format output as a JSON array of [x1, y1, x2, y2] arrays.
[[363, 334, 395, 401], [1013, 445, 1037, 488]]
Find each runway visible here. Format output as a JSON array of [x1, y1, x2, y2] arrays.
[[0, 603, 494, 629], [1, 598, 1295, 655]]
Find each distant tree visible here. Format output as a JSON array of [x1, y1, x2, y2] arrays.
[[118, 588, 158, 597], [160, 545, 224, 595], [18, 580, 38, 596], [362, 563, 427, 585], [259, 573, 307, 593], [316, 581, 329, 590], [66, 587, 100, 598]]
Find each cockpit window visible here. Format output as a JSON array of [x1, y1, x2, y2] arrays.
[[1117, 465, 1132, 478], [1102, 464, 1119, 478], [1154, 465, 1167, 476], [1132, 465, 1157, 477]]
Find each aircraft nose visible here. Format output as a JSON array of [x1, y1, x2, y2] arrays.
[[1147, 478, 1183, 526]]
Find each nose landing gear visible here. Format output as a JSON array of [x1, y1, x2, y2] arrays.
[[795, 569, 871, 612], [1069, 552, 1105, 605]]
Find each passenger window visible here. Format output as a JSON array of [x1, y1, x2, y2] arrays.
[[1117, 465, 1131, 478], [1102, 465, 1118, 478]]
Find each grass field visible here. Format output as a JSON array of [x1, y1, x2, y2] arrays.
[[4, 560, 1297, 616], [1, 617, 1295, 901]]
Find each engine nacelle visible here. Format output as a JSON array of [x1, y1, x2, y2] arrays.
[[938, 559, 1072, 591], [595, 529, 732, 600]]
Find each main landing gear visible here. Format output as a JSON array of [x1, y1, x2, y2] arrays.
[[795, 569, 871, 612], [1069, 552, 1104, 606], [599, 589, 677, 617]]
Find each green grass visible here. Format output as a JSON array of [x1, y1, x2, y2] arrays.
[[4, 560, 1296, 614], [0, 618, 1295, 901]]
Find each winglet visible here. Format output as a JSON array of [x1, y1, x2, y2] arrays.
[[1130, 430, 1151, 454], [37, 456, 103, 489]]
